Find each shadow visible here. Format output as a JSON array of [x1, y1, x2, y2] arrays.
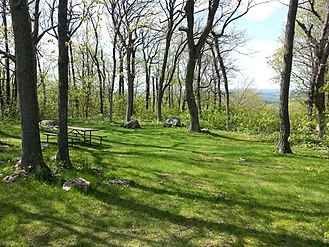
[[0, 201, 120, 247], [89, 188, 327, 247], [0, 129, 21, 140]]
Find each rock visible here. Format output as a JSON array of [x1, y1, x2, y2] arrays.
[[107, 179, 135, 185], [15, 160, 21, 168], [215, 191, 227, 200], [39, 120, 58, 131], [163, 116, 181, 127], [92, 167, 103, 177], [62, 178, 90, 191], [123, 119, 141, 129], [0, 161, 5, 166], [41, 143, 49, 150], [3, 170, 28, 183], [50, 155, 57, 161], [0, 141, 9, 148]]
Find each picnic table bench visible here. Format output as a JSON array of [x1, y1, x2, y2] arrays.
[[43, 126, 107, 145], [44, 132, 80, 146], [68, 126, 107, 145], [90, 134, 107, 144]]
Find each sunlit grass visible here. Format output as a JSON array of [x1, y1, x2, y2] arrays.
[[0, 121, 328, 246]]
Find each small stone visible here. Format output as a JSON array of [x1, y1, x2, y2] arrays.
[[163, 116, 181, 128], [92, 167, 103, 177], [62, 178, 90, 191], [3, 170, 28, 183], [15, 160, 21, 168]]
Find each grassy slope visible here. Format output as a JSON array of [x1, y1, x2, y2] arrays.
[[0, 121, 328, 247]]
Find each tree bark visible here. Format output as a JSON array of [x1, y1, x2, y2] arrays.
[[9, 0, 50, 175], [277, 0, 298, 154], [3, 0, 11, 108], [184, 0, 219, 132], [218, 52, 230, 130], [69, 43, 79, 115], [119, 50, 124, 95], [109, 33, 117, 122], [57, 0, 72, 168], [125, 41, 134, 122], [297, 7, 329, 137]]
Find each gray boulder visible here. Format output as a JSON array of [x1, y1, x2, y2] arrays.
[[3, 170, 28, 183], [62, 178, 90, 191], [163, 116, 181, 127], [123, 119, 141, 129], [39, 120, 58, 131]]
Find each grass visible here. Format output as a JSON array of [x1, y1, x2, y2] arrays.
[[0, 120, 329, 246]]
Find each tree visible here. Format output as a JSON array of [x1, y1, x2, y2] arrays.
[[57, 0, 72, 169], [156, 0, 185, 122], [277, 0, 299, 154], [296, 1, 329, 137], [9, 0, 50, 175], [183, 0, 219, 132], [182, 0, 257, 132]]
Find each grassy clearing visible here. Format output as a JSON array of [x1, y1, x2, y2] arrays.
[[0, 121, 329, 246]]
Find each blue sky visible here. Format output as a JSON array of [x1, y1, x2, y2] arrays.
[[233, 1, 288, 89]]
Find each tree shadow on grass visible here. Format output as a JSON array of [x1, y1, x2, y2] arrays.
[[89, 188, 327, 247], [0, 199, 193, 247], [0, 129, 21, 141]]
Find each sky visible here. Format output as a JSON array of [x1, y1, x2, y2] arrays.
[[234, 1, 289, 89]]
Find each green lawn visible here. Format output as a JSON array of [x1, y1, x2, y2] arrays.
[[0, 121, 328, 246]]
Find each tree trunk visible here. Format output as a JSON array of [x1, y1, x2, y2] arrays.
[[119, 49, 124, 95], [9, 0, 50, 176], [184, 0, 219, 132], [277, 0, 298, 154], [3, 0, 10, 109], [125, 45, 133, 122], [109, 34, 117, 122], [0, 69, 4, 117], [185, 48, 201, 132], [69, 43, 79, 115], [196, 55, 202, 113], [152, 76, 156, 111], [37, 55, 47, 117], [217, 52, 230, 130], [314, 62, 328, 136], [57, 0, 72, 169]]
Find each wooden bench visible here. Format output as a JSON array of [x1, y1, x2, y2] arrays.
[[90, 134, 107, 144], [44, 132, 80, 146]]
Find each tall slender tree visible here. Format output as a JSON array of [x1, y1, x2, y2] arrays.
[[9, 0, 50, 175], [183, 0, 219, 132], [277, 0, 299, 154], [57, 0, 72, 169]]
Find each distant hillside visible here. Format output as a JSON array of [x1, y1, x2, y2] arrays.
[[258, 89, 280, 105]]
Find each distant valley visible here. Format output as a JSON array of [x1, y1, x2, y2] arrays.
[[258, 88, 280, 105]]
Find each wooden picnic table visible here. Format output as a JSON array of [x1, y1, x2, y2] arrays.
[[68, 126, 107, 144], [68, 126, 98, 144]]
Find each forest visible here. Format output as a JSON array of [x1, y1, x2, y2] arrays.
[[0, 0, 329, 246]]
